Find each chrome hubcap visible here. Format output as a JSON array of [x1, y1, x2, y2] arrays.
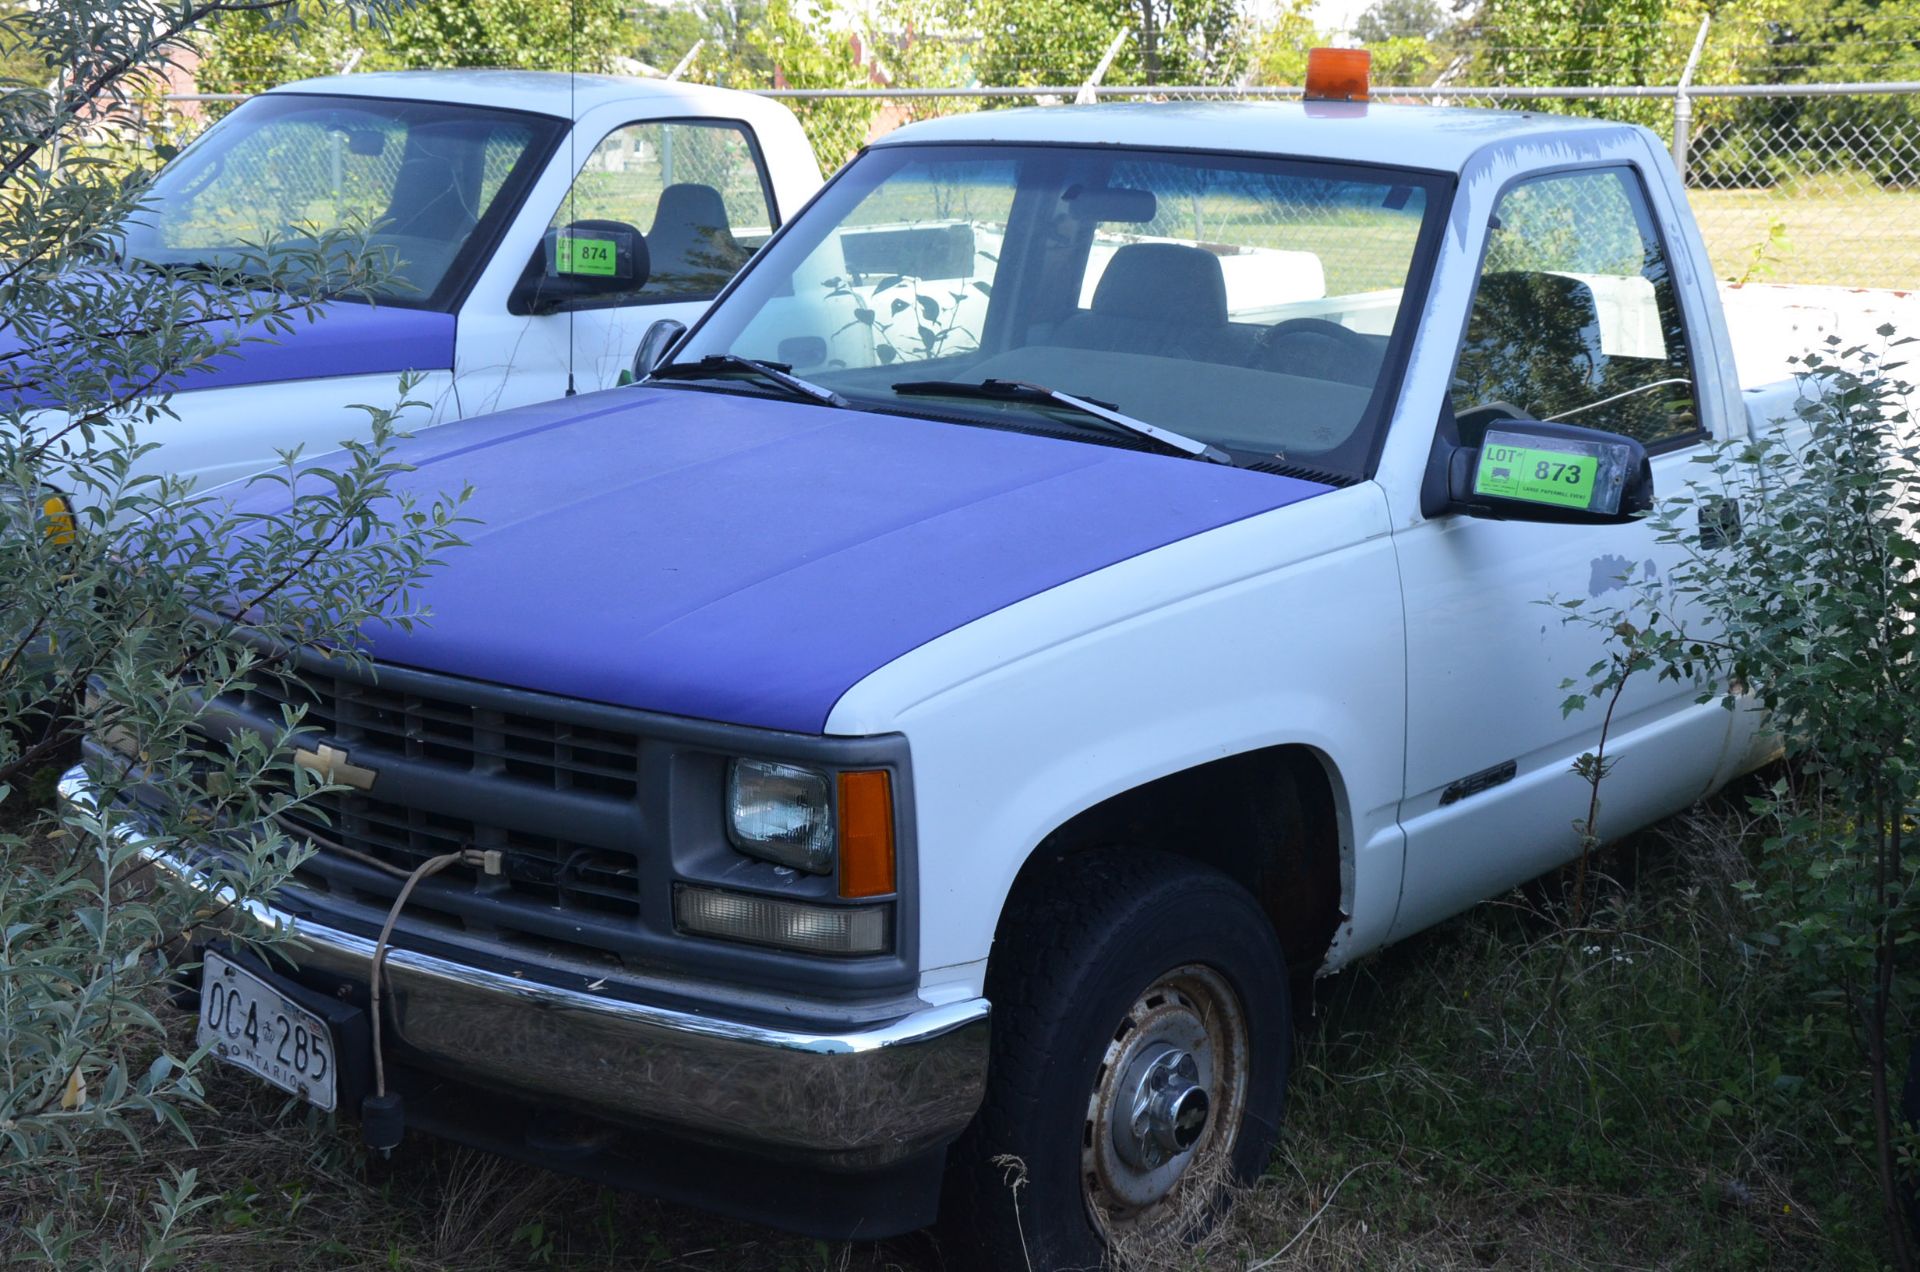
[[1115, 1046, 1211, 1170], [1082, 965, 1249, 1235]]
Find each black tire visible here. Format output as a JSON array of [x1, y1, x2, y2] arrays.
[[942, 849, 1292, 1271]]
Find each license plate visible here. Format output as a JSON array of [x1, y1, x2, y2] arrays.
[[198, 950, 338, 1112]]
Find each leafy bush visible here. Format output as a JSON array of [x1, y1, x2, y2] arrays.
[[0, 0, 468, 1260], [1567, 331, 1920, 1268]]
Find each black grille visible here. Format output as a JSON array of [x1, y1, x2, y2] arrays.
[[212, 659, 650, 947], [281, 793, 641, 918], [239, 667, 643, 798], [166, 651, 919, 994]]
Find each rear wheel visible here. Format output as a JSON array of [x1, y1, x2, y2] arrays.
[[944, 849, 1292, 1270]]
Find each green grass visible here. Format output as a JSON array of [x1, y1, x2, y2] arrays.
[[1219, 820, 1887, 1269], [5, 776, 1897, 1270], [1692, 185, 1920, 289]]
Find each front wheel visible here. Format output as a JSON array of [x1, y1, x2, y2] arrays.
[[944, 850, 1292, 1270]]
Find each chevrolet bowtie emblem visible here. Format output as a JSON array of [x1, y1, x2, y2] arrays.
[[293, 743, 378, 791]]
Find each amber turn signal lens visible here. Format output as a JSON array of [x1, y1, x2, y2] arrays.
[[1304, 47, 1371, 102], [837, 769, 896, 898]]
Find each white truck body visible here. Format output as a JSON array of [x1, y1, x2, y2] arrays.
[[69, 95, 1900, 1261], [817, 103, 1777, 992]]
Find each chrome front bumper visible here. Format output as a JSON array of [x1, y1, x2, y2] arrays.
[[59, 767, 990, 1170]]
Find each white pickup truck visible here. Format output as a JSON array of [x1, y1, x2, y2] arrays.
[[67, 74, 1906, 1271], [53, 70, 818, 492]]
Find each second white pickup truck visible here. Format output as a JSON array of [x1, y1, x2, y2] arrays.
[[59, 70, 820, 492]]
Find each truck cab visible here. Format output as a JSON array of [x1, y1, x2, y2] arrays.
[[72, 90, 1813, 1269], [91, 70, 820, 491]]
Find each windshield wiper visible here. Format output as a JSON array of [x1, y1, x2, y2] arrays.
[[648, 354, 849, 408], [891, 379, 1233, 464]]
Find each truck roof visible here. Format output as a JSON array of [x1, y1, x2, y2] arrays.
[[267, 69, 788, 126], [873, 100, 1645, 174]]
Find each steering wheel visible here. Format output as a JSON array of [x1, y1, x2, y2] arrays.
[[1255, 318, 1380, 384]]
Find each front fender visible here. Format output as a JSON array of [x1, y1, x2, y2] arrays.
[[827, 482, 1411, 993]]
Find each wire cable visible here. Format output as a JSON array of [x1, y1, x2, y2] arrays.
[[367, 847, 501, 1100]]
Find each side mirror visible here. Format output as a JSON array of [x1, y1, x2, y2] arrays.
[[630, 319, 687, 380], [1434, 418, 1653, 525], [530, 220, 648, 315]]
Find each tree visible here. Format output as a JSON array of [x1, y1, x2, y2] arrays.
[[972, 0, 1244, 88], [198, 0, 626, 95], [726, 0, 880, 166], [1353, 0, 1448, 43], [0, 4, 56, 90], [1246, 0, 1326, 86], [1693, 0, 1920, 188], [688, 0, 975, 169], [379, 0, 626, 71], [1456, 0, 1711, 130], [1466, 0, 1680, 87], [1347, 0, 1461, 83], [0, 0, 468, 1257], [630, 0, 715, 75]]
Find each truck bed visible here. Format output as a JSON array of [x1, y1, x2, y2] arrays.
[[1721, 281, 1920, 388]]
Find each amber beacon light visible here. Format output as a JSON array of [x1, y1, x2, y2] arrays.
[[1304, 47, 1371, 102]]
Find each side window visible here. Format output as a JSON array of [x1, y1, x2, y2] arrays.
[[548, 119, 775, 304], [1450, 168, 1700, 447]]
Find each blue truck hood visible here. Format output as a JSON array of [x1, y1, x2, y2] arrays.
[[280, 387, 1334, 733], [174, 301, 454, 392], [4, 294, 453, 406]]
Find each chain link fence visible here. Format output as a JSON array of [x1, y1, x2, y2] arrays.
[[748, 82, 1920, 291], [156, 80, 1920, 291]]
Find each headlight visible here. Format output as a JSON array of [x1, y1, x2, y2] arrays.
[[727, 759, 834, 873]]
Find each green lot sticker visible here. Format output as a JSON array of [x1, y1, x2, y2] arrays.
[[1475, 441, 1599, 510], [556, 234, 618, 277]]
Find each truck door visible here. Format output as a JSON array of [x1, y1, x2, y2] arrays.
[[454, 118, 779, 415], [1388, 164, 1739, 939]]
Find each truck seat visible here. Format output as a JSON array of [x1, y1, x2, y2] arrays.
[[646, 183, 750, 293], [381, 124, 485, 242], [1054, 243, 1231, 359]]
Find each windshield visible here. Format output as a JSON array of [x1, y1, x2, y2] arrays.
[[122, 94, 564, 310], [671, 142, 1447, 474]]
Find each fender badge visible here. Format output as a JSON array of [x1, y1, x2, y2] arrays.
[[293, 743, 378, 791]]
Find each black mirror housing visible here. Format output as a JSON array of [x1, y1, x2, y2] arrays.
[[630, 318, 687, 381], [1436, 417, 1653, 526], [529, 219, 649, 314]]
